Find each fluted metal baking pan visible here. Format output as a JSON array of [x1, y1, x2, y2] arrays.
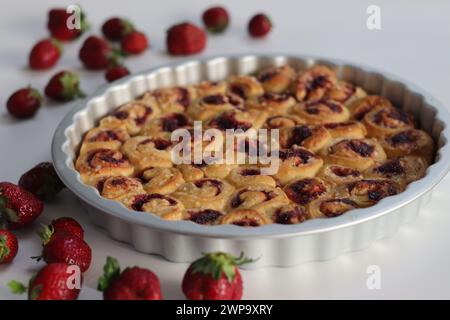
[[52, 55, 450, 268]]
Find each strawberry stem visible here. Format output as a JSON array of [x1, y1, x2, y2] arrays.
[[8, 280, 27, 294], [97, 256, 121, 292]]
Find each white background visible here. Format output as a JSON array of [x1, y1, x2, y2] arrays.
[[0, 0, 449, 299]]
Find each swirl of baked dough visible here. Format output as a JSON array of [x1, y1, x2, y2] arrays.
[[284, 177, 332, 206], [183, 209, 225, 225], [292, 65, 337, 101], [363, 107, 414, 138], [324, 121, 367, 139], [99, 101, 158, 135], [318, 164, 363, 184], [264, 114, 305, 129], [140, 86, 194, 114], [323, 81, 367, 107], [226, 166, 277, 188], [100, 176, 144, 200], [122, 193, 184, 220], [339, 179, 399, 207], [320, 138, 387, 171], [279, 124, 331, 152], [140, 112, 192, 138], [228, 184, 289, 216], [76, 148, 134, 185], [208, 110, 268, 131], [177, 161, 237, 181], [220, 209, 271, 227], [172, 178, 235, 211], [187, 93, 244, 121], [348, 95, 393, 121], [380, 129, 435, 164], [291, 99, 350, 125], [140, 167, 185, 194], [121, 136, 173, 171], [257, 65, 296, 93], [274, 147, 324, 185], [193, 80, 228, 98], [307, 197, 359, 218], [227, 75, 264, 99], [80, 127, 130, 155], [364, 155, 428, 188], [246, 92, 296, 116], [271, 204, 308, 224]]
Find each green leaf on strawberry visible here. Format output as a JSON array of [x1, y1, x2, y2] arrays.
[[8, 280, 27, 294], [97, 256, 121, 291]]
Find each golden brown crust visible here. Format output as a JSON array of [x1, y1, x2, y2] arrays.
[[348, 95, 393, 121], [307, 197, 359, 218], [380, 129, 435, 163], [324, 121, 367, 140], [337, 179, 400, 207], [187, 93, 244, 121], [100, 176, 144, 200], [80, 127, 130, 155], [291, 100, 350, 125], [193, 80, 228, 98], [140, 86, 194, 115], [140, 112, 192, 138], [220, 209, 271, 227], [363, 107, 415, 138], [121, 136, 173, 171], [257, 65, 296, 93], [227, 75, 264, 99], [284, 177, 333, 206], [323, 81, 367, 107], [279, 124, 331, 152], [246, 92, 296, 116], [122, 193, 184, 220], [264, 114, 305, 129], [293, 65, 337, 102], [320, 138, 387, 171], [226, 166, 277, 188], [141, 167, 185, 194], [318, 164, 363, 184]]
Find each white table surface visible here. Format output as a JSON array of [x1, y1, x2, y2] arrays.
[[1, 0, 449, 300]]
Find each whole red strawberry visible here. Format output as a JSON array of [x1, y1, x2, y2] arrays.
[[45, 70, 85, 102], [6, 87, 42, 119], [202, 6, 229, 34], [98, 257, 162, 300], [49, 217, 84, 239], [48, 8, 89, 41], [102, 17, 134, 41], [248, 13, 272, 38], [166, 22, 207, 55], [29, 39, 62, 70], [9, 263, 81, 300], [105, 65, 130, 82], [121, 31, 148, 55], [0, 182, 44, 229], [79, 36, 113, 70], [182, 252, 252, 300], [37, 229, 91, 272], [18, 162, 65, 201], [0, 230, 18, 264]]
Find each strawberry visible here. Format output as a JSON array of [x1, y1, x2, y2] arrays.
[[48, 217, 84, 239], [166, 22, 207, 55], [29, 39, 62, 70], [47, 8, 89, 41], [0, 230, 18, 264], [121, 30, 148, 55], [98, 256, 162, 300], [36, 228, 91, 272], [182, 252, 253, 300], [45, 70, 85, 102], [6, 87, 42, 119], [202, 6, 230, 34], [9, 263, 81, 300], [248, 13, 272, 38], [105, 65, 130, 82], [79, 36, 114, 70], [0, 182, 44, 229], [18, 162, 65, 201], [102, 17, 134, 41]]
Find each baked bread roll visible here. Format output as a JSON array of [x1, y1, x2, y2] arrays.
[[141, 167, 185, 194], [226, 166, 277, 188], [291, 99, 350, 125], [274, 147, 324, 185], [284, 177, 333, 206], [271, 204, 308, 224], [257, 65, 296, 93], [380, 129, 435, 163], [338, 179, 400, 207], [246, 92, 296, 116], [172, 178, 235, 211], [220, 209, 271, 227], [122, 193, 184, 220], [75, 148, 134, 185], [318, 164, 363, 184], [363, 107, 414, 138], [292, 65, 337, 101], [177, 162, 237, 181], [348, 95, 393, 121], [140, 112, 192, 138], [324, 121, 367, 139], [208, 109, 268, 131], [140, 86, 194, 114], [227, 75, 264, 99], [228, 184, 290, 216], [99, 101, 158, 135], [183, 209, 225, 225], [121, 136, 173, 171], [323, 81, 367, 107], [80, 127, 130, 155], [320, 138, 387, 171], [264, 114, 305, 129], [307, 197, 359, 218], [279, 124, 331, 152], [193, 80, 228, 98], [100, 176, 144, 201], [187, 93, 244, 121]]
